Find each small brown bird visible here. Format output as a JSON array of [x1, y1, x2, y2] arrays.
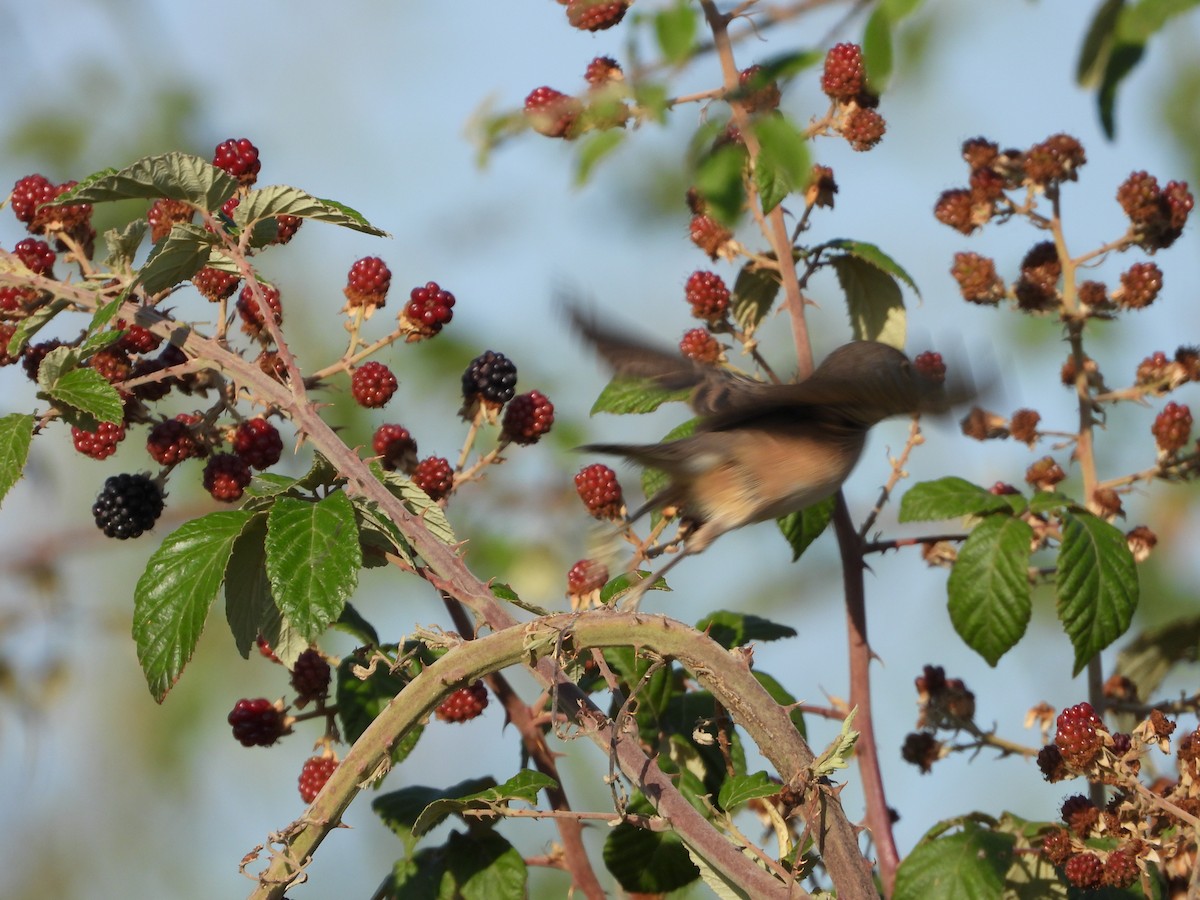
[[571, 306, 970, 599]]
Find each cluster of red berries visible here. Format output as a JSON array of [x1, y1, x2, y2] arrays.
[[574, 463, 625, 521], [500, 390, 555, 446], [236, 284, 283, 338], [562, 0, 628, 31], [566, 558, 609, 606], [402, 281, 455, 338], [298, 756, 338, 803], [343, 256, 391, 311], [412, 456, 454, 502], [912, 351, 946, 384], [351, 361, 398, 409], [10, 172, 95, 253], [435, 681, 489, 722], [373, 424, 418, 474], [820, 44, 885, 151], [1116, 170, 1193, 251], [679, 328, 722, 364], [685, 271, 730, 322], [227, 697, 289, 747], [1151, 402, 1192, 455]]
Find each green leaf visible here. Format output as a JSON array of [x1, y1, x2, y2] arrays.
[[377, 469, 457, 545], [753, 670, 806, 737], [655, 2, 698, 64], [752, 115, 809, 214], [575, 130, 626, 185], [863, 7, 895, 90], [103, 219, 148, 270], [8, 297, 70, 356], [947, 514, 1034, 666], [134, 510, 254, 701], [35, 344, 79, 390], [900, 477, 1017, 522], [233, 184, 387, 236], [337, 651, 424, 765], [752, 49, 826, 81], [223, 514, 278, 660], [1028, 491, 1073, 514], [694, 144, 746, 227], [265, 492, 361, 643], [590, 377, 690, 415], [374, 778, 497, 847], [894, 821, 1016, 900], [78, 329, 124, 359], [1057, 511, 1139, 675], [811, 707, 858, 778], [0, 413, 34, 508], [603, 798, 700, 893], [776, 495, 835, 561], [827, 238, 920, 297], [443, 830, 528, 900], [244, 472, 300, 498], [136, 222, 217, 294], [718, 771, 779, 811], [830, 253, 906, 349], [332, 602, 381, 647], [354, 496, 414, 568], [412, 771, 558, 837], [694, 610, 797, 648], [43, 367, 124, 424], [731, 262, 781, 332], [55, 152, 238, 211], [1077, 0, 1126, 87]]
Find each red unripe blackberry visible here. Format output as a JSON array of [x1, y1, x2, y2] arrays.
[[842, 107, 886, 151], [1114, 261, 1162, 309], [289, 648, 331, 704], [565, 0, 627, 31], [435, 681, 488, 722], [257, 350, 288, 383], [689, 213, 734, 260], [271, 214, 302, 245], [1151, 401, 1191, 454], [821, 43, 865, 100], [344, 256, 391, 310], [961, 137, 999, 171], [191, 266, 240, 302], [220, 195, 240, 220], [1135, 351, 1171, 387], [913, 351, 946, 384], [738, 65, 781, 113], [233, 418, 283, 470], [372, 424, 418, 473], [1116, 171, 1162, 224], [10, 174, 56, 225], [88, 347, 132, 385], [1062, 853, 1104, 890], [298, 756, 338, 803], [14, 237, 55, 276], [203, 452, 252, 502], [524, 86, 582, 139], [402, 281, 455, 337], [114, 319, 163, 355], [1022, 134, 1086, 186], [679, 328, 722, 364], [413, 456, 453, 502], [933, 189, 976, 235], [147, 416, 207, 465], [1102, 849, 1139, 888], [227, 697, 287, 747], [501, 390, 555, 445], [567, 558, 609, 598], [575, 463, 624, 520], [0, 325, 19, 367], [31, 180, 93, 241], [22, 339, 65, 382], [212, 138, 262, 186], [146, 198, 195, 242], [1040, 828, 1072, 866], [950, 252, 1004, 304], [1163, 180, 1193, 230], [0, 285, 38, 313], [461, 350, 517, 411], [351, 361, 398, 408], [1054, 701, 1106, 769], [72, 420, 126, 460], [685, 270, 730, 321], [1077, 280, 1109, 308], [236, 284, 283, 337], [585, 56, 623, 86], [92, 473, 164, 539]]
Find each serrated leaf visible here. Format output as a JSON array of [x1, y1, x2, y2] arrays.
[[44, 368, 124, 423], [78, 329, 124, 358], [1057, 511, 1139, 675], [232, 184, 387, 236], [830, 253, 906, 349], [694, 144, 746, 227], [900, 477, 1017, 522], [103, 219, 149, 269], [137, 222, 217, 294], [244, 472, 300, 498], [442, 829, 527, 900], [0, 413, 34, 508], [604, 800, 700, 893], [731, 262, 781, 332], [337, 652, 424, 765], [947, 515, 1034, 666], [717, 771, 779, 811], [378, 470, 457, 545], [590, 377, 690, 415], [1028, 491, 1073, 514], [295, 450, 340, 490], [655, 2, 698, 64], [374, 778, 497, 846], [753, 116, 810, 215], [776, 495, 835, 561], [827, 238, 920, 297], [894, 821, 1016, 900], [223, 514, 277, 659], [575, 130, 626, 186], [88, 292, 125, 334], [265, 491, 361, 643], [413, 771, 558, 837], [812, 707, 858, 778], [134, 510, 255, 701], [8, 297, 70, 355], [35, 344, 80, 390], [354, 495, 415, 567], [695, 610, 797, 648], [685, 846, 751, 900], [55, 152, 238, 211]]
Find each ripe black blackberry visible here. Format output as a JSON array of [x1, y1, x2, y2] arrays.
[[351, 361, 398, 408], [343, 256, 391, 310], [233, 418, 283, 470], [72, 421, 126, 460], [298, 756, 338, 803], [413, 456, 453, 502], [461, 351, 517, 419], [372, 424, 418, 473], [212, 138, 262, 186], [92, 473, 164, 539], [685, 270, 730, 321], [435, 681, 488, 722], [289, 648, 331, 705], [14, 238, 55, 276], [203, 453, 252, 502], [500, 390, 554, 445], [227, 697, 287, 746], [574, 463, 624, 520], [402, 281, 455, 338]]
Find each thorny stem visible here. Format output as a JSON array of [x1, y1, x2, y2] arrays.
[[858, 416, 923, 540]]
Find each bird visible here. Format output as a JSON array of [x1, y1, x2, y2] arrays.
[[569, 305, 972, 603]]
